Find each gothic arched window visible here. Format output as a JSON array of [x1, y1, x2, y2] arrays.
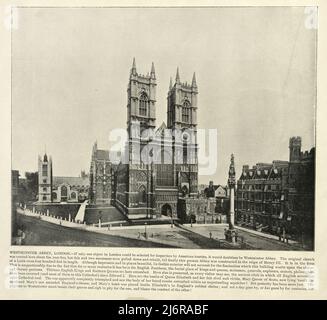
[[61, 185, 68, 197], [182, 101, 190, 123], [182, 185, 189, 197], [139, 93, 148, 117], [42, 164, 48, 176]]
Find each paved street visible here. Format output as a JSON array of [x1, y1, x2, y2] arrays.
[[16, 213, 303, 250], [16, 214, 177, 248], [179, 224, 303, 251]]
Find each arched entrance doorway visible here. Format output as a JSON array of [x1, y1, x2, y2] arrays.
[[138, 185, 147, 204], [161, 203, 172, 217]]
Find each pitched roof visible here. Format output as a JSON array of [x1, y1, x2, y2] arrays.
[[53, 176, 89, 187], [96, 149, 110, 160], [155, 122, 167, 136], [214, 184, 227, 192]]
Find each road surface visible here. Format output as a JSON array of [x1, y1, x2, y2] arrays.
[[16, 214, 177, 248]]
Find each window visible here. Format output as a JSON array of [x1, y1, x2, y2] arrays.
[[42, 164, 48, 176], [43, 187, 47, 192], [71, 192, 76, 199], [181, 185, 189, 196], [182, 101, 190, 123], [42, 196, 47, 200], [183, 143, 188, 164], [139, 93, 148, 116], [156, 164, 174, 186], [61, 186, 68, 197]]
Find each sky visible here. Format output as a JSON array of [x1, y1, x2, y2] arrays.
[[12, 7, 316, 185]]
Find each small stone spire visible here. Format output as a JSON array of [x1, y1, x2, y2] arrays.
[[192, 72, 197, 88], [131, 57, 137, 76], [150, 62, 156, 79], [43, 144, 48, 162], [175, 67, 180, 84], [169, 77, 173, 90]]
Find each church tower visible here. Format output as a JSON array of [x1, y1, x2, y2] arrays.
[[289, 136, 302, 162], [38, 153, 52, 202], [167, 68, 197, 130], [167, 68, 198, 196], [123, 58, 157, 219], [127, 58, 156, 135]]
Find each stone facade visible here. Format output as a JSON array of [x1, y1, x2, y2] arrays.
[[38, 154, 89, 203], [235, 136, 315, 243], [89, 144, 116, 205], [52, 176, 89, 203], [93, 59, 203, 220], [204, 181, 229, 214], [38, 154, 52, 202]]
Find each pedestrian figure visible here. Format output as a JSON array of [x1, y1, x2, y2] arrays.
[[277, 226, 281, 241], [282, 227, 286, 243], [209, 232, 212, 239]]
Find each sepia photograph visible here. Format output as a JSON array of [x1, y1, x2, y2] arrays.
[[11, 6, 316, 251]]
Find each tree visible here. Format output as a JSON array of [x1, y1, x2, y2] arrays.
[[19, 172, 38, 203]]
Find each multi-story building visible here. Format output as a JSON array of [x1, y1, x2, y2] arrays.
[[236, 137, 315, 244], [204, 181, 229, 215]]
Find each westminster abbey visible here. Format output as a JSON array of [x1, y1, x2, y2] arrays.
[[89, 59, 206, 220]]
